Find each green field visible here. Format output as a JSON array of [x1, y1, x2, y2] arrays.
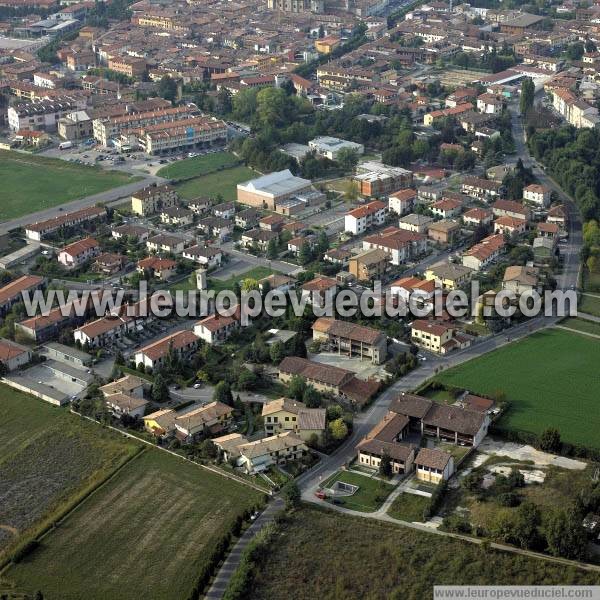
[[0, 386, 137, 559], [3, 449, 262, 600], [0, 150, 138, 221], [387, 492, 429, 522], [579, 293, 600, 317], [209, 266, 277, 293], [156, 151, 240, 180], [247, 507, 600, 599], [321, 471, 394, 513], [435, 329, 600, 448], [175, 165, 258, 201], [560, 317, 600, 337]]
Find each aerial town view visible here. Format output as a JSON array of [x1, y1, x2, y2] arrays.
[[1, 0, 600, 597]]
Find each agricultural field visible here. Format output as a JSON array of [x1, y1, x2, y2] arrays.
[[579, 293, 600, 318], [176, 165, 258, 201], [560, 317, 600, 337], [0, 150, 138, 221], [248, 507, 600, 600], [0, 386, 137, 559], [434, 329, 600, 449], [387, 492, 429, 522], [321, 471, 394, 512], [156, 151, 240, 180], [2, 448, 263, 600]]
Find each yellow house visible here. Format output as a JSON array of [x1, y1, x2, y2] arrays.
[[143, 408, 176, 437], [411, 320, 454, 353], [315, 35, 341, 54], [424, 263, 473, 290], [262, 397, 326, 442], [415, 447, 455, 484]]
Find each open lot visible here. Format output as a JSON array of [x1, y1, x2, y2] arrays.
[[156, 150, 240, 180], [0, 150, 138, 221], [560, 317, 600, 337], [208, 265, 276, 293], [3, 448, 262, 600], [387, 492, 429, 522], [435, 329, 600, 449], [175, 165, 258, 201], [0, 386, 137, 558], [579, 293, 600, 317], [248, 507, 600, 599]]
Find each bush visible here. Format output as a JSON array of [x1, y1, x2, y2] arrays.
[[11, 539, 39, 563]]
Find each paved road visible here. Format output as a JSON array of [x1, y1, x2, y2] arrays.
[[0, 175, 165, 235], [204, 498, 284, 600]]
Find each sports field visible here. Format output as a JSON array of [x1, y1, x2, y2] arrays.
[[175, 165, 258, 201], [3, 448, 263, 600], [435, 328, 600, 449], [156, 151, 240, 179], [0, 150, 138, 220], [0, 386, 137, 559]]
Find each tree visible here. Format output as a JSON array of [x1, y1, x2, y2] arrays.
[[520, 77, 535, 115], [158, 75, 178, 103], [269, 340, 285, 364], [199, 439, 218, 459], [329, 418, 348, 440], [267, 238, 278, 259], [213, 381, 234, 406], [298, 241, 313, 265], [237, 368, 258, 391], [216, 87, 232, 114], [288, 375, 306, 401], [379, 452, 392, 478], [336, 147, 359, 173], [282, 480, 301, 508], [302, 385, 321, 408], [344, 179, 359, 201], [152, 374, 169, 403], [545, 507, 588, 559], [291, 333, 307, 358], [540, 427, 561, 453], [317, 230, 329, 255], [566, 42, 584, 61], [114, 350, 125, 366]]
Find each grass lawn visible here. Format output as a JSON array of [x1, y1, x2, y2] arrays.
[[435, 329, 600, 449], [208, 265, 278, 293], [0, 386, 138, 559], [582, 268, 600, 294], [156, 151, 240, 180], [248, 507, 600, 599], [2, 449, 263, 600], [321, 471, 394, 513], [560, 317, 600, 337], [176, 165, 258, 201], [0, 150, 138, 221], [387, 492, 429, 522], [579, 293, 600, 318]]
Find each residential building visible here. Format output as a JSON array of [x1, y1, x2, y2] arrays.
[[356, 438, 415, 474], [25, 205, 105, 241], [523, 184, 551, 207], [390, 393, 490, 447], [74, 315, 134, 348], [108, 56, 147, 78], [427, 220, 460, 245], [476, 93, 505, 114], [174, 401, 233, 443], [533, 237, 555, 265], [182, 245, 222, 268], [111, 224, 150, 243], [235, 208, 260, 229], [100, 374, 146, 399], [537, 222, 559, 239], [344, 200, 387, 235], [423, 103, 473, 127], [425, 263, 472, 290], [258, 274, 297, 294], [398, 213, 433, 234], [348, 248, 389, 282], [0, 338, 32, 371], [415, 447, 455, 484], [389, 276, 435, 311], [146, 233, 186, 255], [212, 202, 236, 220], [0, 275, 45, 316], [57, 237, 100, 269], [143, 408, 177, 438], [462, 233, 505, 271], [137, 257, 177, 280], [354, 161, 413, 197], [104, 393, 148, 419], [262, 398, 326, 442], [236, 431, 308, 474], [160, 206, 193, 227], [134, 330, 199, 371], [94, 252, 126, 275], [431, 198, 462, 219], [362, 227, 427, 265], [197, 217, 232, 241], [388, 188, 416, 216], [8, 98, 84, 132], [494, 216, 527, 236], [461, 177, 502, 201], [548, 205, 567, 228], [502, 265, 540, 295], [312, 317, 388, 364], [240, 228, 279, 251], [463, 207, 493, 227], [259, 214, 286, 232], [492, 200, 530, 221], [131, 184, 179, 216], [324, 248, 351, 266], [301, 276, 338, 307], [194, 313, 239, 345]]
